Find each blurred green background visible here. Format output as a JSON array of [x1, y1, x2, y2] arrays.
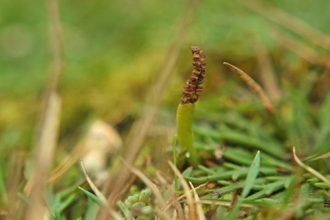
[[1, 0, 330, 165]]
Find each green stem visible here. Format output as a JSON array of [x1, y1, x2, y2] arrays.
[[176, 103, 199, 167], [172, 135, 179, 191]]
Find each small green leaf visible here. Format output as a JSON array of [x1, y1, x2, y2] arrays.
[[241, 151, 260, 198], [78, 187, 104, 206], [225, 151, 260, 220]]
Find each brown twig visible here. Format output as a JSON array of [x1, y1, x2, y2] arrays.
[[181, 46, 206, 104], [223, 62, 275, 114]]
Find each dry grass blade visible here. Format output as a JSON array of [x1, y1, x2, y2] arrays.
[[239, 0, 330, 51], [252, 39, 281, 102], [24, 0, 63, 218], [167, 187, 185, 220], [168, 162, 196, 220], [307, 151, 330, 161], [97, 1, 200, 219], [80, 160, 108, 205], [25, 93, 61, 220], [49, 121, 122, 184], [121, 160, 167, 209], [223, 62, 275, 114], [163, 183, 207, 220], [164, 183, 206, 212], [269, 27, 321, 64], [80, 161, 123, 220], [293, 147, 330, 188], [189, 182, 206, 220], [48, 142, 86, 183]]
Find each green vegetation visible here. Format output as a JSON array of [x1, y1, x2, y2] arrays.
[[176, 103, 200, 167], [1, 0, 330, 219]]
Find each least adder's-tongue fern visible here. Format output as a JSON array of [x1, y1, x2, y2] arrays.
[[176, 46, 205, 167]]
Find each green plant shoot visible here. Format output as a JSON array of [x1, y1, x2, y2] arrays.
[[176, 103, 199, 167]]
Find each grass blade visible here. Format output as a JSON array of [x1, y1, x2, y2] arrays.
[[225, 151, 260, 220]]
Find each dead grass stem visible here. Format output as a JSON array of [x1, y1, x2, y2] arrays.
[[223, 62, 275, 114]]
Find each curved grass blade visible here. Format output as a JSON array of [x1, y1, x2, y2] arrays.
[[225, 151, 260, 220]]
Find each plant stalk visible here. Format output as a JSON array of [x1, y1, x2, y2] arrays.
[[176, 103, 199, 167]]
